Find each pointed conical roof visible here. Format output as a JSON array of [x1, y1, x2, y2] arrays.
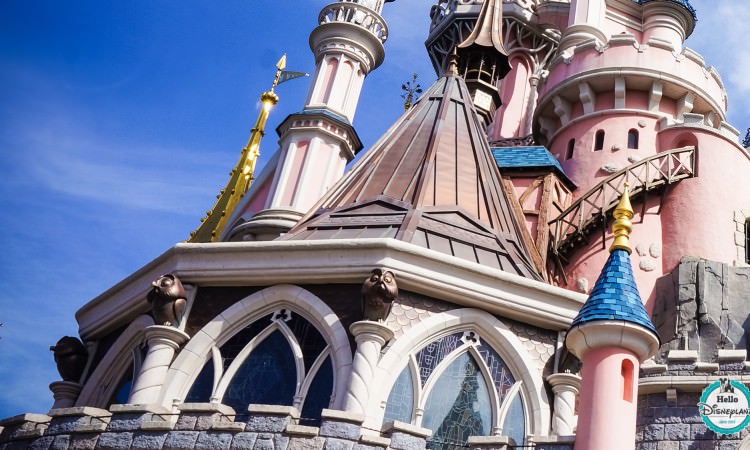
[[569, 187, 657, 334], [282, 75, 541, 280]]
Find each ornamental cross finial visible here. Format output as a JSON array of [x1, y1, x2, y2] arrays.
[[610, 182, 634, 253]]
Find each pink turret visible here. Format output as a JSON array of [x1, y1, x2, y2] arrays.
[[566, 187, 659, 450]]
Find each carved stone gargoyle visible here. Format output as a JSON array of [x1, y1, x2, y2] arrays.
[[50, 336, 88, 382], [147, 273, 187, 327], [361, 268, 398, 322]]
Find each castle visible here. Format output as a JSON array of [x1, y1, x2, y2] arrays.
[[2, 0, 750, 449]]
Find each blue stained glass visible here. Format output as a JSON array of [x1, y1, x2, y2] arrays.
[[384, 365, 414, 423], [416, 333, 463, 386], [109, 365, 133, 406], [422, 353, 492, 450], [185, 357, 214, 403], [300, 356, 334, 426], [287, 313, 328, 373], [222, 330, 297, 411], [476, 344, 515, 402], [501, 393, 525, 445], [219, 315, 273, 372]]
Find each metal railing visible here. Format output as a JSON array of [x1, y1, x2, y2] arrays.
[[319, 1, 389, 43], [548, 146, 696, 257]]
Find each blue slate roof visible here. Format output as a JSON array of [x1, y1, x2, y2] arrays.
[[634, 0, 696, 20], [570, 249, 658, 335], [491, 146, 575, 187]]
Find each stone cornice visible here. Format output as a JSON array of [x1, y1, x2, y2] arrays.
[[75, 239, 586, 339]]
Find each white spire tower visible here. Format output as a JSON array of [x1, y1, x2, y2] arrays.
[[229, 0, 391, 241]]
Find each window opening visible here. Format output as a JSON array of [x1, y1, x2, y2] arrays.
[[422, 352, 492, 450], [621, 359, 634, 402], [185, 357, 214, 403], [384, 331, 524, 447], [384, 365, 415, 423], [745, 219, 750, 264], [594, 130, 605, 151], [109, 362, 134, 406], [501, 393, 525, 445], [566, 139, 575, 160], [300, 356, 334, 426], [627, 129, 639, 149], [223, 330, 298, 411]]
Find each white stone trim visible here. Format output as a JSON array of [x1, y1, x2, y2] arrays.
[[365, 308, 551, 439], [158, 285, 352, 410], [76, 314, 154, 408], [76, 239, 586, 340]]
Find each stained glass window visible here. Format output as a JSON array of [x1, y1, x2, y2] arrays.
[[384, 365, 414, 423], [501, 393, 525, 446], [476, 344, 515, 402], [300, 356, 334, 426], [288, 313, 327, 372], [222, 330, 297, 411], [416, 333, 463, 386], [185, 357, 214, 402], [219, 315, 272, 372], [109, 362, 134, 406], [422, 353, 492, 450]]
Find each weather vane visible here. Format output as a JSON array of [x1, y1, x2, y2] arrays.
[[401, 73, 423, 110]]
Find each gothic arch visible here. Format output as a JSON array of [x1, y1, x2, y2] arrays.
[[76, 314, 154, 408], [159, 284, 352, 409], [368, 308, 551, 437]]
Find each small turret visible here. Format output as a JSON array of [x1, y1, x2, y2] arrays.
[[566, 185, 659, 450]]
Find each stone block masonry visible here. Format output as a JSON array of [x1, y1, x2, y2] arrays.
[[637, 392, 748, 449], [0, 405, 424, 450]]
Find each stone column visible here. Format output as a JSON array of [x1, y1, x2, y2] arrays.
[[546, 372, 581, 436], [342, 321, 394, 415], [49, 381, 83, 409], [128, 325, 189, 405]]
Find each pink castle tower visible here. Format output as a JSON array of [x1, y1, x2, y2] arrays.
[[494, 0, 750, 310], [226, 0, 392, 241], [566, 185, 659, 450]]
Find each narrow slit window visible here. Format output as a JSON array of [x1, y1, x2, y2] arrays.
[[621, 359, 634, 402], [627, 129, 639, 149], [594, 130, 605, 151], [566, 138, 575, 160], [745, 219, 750, 264]]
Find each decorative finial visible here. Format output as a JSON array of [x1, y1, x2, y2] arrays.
[[400, 73, 423, 110], [187, 54, 306, 243], [610, 182, 634, 253]]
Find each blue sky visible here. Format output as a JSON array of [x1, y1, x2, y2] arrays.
[[0, 0, 746, 418]]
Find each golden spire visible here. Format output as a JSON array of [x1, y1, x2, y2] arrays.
[[610, 183, 634, 253], [188, 56, 287, 243]]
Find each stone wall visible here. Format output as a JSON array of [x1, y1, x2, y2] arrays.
[[0, 405, 426, 450], [652, 256, 750, 362], [637, 392, 747, 450]]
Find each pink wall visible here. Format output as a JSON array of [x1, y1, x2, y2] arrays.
[[492, 56, 532, 140], [576, 347, 640, 450], [659, 129, 750, 271]]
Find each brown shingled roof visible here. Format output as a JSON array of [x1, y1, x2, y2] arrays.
[[281, 74, 541, 280]]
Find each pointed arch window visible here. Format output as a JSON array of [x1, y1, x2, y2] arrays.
[[594, 130, 605, 151], [627, 129, 639, 149], [186, 310, 333, 424], [383, 331, 526, 448]]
